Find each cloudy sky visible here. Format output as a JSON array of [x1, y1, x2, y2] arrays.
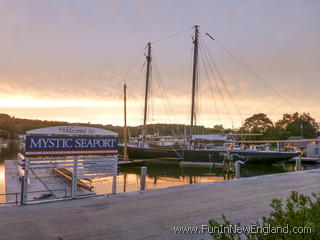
[[0, 0, 319, 127]]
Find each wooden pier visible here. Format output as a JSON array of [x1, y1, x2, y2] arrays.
[[118, 157, 181, 165], [0, 168, 319, 240], [288, 156, 320, 164], [4, 160, 94, 203]]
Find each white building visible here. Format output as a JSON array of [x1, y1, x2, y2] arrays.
[[306, 137, 320, 158]]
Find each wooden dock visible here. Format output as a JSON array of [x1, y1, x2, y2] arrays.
[[288, 156, 320, 164], [0, 168, 319, 240], [179, 161, 224, 168], [118, 157, 181, 165], [4, 160, 94, 203]]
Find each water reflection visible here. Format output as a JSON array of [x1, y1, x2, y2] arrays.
[[87, 161, 310, 195], [0, 140, 20, 162], [0, 142, 319, 197], [0, 140, 20, 200], [0, 164, 5, 202]]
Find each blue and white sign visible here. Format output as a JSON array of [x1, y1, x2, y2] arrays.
[[25, 126, 118, 156]]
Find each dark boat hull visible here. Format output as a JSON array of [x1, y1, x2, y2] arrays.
[[121, 146, 299, 164], [181, 149, 299, 164], [122, 146, 180, 159]]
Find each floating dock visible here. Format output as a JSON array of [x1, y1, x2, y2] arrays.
[[288, 156, 320, 164], [179, 161, 224, 168], [0, 168, 319, 240], [4, 160, 94, 203]]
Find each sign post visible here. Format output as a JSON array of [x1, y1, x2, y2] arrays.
[[21, 158, 29, 205], [71, 156, 78, 198], [22, 126, 119, 204], [112, 175, 117, 194]]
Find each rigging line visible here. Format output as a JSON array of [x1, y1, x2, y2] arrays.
[[109, 48, 145, 100], [200, 35, 244, 123], [127, 59, 146, 98], [204, 32, 296, 108], [152, 62, 173, 123], [127, 89, 145, 112], [151, 26, 193, 44], [89, 87, 123, 123], [121, 50, 145, 83], [198, 42, 222, 125], [89, 50, 145, 123], [127, 59, 147, 99], [126, 89, 146, 122], [151, 52, 175, 122], [199, 38, 234, 126], [127, 89, 146, 126], [89, 83, 123, 122], [109, 90, 127, 124], [126, 91, 145, 127]]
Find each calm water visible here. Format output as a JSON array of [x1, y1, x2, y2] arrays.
[[0, 140, 20, 201], [88, 161, 318, 195], [0, 142, 318, 197]]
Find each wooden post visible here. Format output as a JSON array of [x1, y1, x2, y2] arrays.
[[71, 156, 78, 198], [277, 142, 280, 152], [140, 166, 147, 191], [123, 83, 129, 161], [112, 175, 117, 194], [112, 155, 117, 194], [21, 158, 29, 205], [296, 156, 302, 171], [123, 174, 127, 193], [235, 161, 241, 179]]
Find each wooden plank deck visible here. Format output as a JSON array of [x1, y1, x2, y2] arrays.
[[0, 169, 319, 240], [4, 160, 93, 203]]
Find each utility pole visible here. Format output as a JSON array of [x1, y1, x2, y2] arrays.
[[123, 83, 129, 161], [142, 42, 152, 144], [190, 25, 199, 137]]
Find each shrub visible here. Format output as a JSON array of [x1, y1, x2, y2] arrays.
[[209, 191, 320, 239]]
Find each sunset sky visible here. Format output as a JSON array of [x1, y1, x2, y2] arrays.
[[0, 0, 319, 128]]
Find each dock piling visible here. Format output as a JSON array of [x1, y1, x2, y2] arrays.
[[21, 158, 29, 205], [235, 161, 241, 179], [140, 167, 147, 191], [112, 175, 117, 194], [71, 156, 78, 198], [296, 156, 302, 171]]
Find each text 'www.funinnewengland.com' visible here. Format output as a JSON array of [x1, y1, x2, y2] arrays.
[[173, 224, 312, 235]]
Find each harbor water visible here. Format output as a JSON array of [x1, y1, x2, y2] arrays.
[[0, 140, 21, 203], [0, 141, 318, 199]]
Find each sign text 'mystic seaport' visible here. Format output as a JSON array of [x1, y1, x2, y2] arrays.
[[25, 136, 118, 156]]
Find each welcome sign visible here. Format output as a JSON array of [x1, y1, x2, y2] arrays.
[[25, 126, 118, 156]]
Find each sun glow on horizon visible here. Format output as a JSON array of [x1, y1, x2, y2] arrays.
[[1, 91, 320, 128]]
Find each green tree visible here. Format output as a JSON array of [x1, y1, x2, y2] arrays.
[[0, 129, 9, 139], [211, 125, 224, 133], [276, 112, 319, 138], [243, 113, 274, 134]]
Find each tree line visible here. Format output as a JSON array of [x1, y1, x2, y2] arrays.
[[241, 112, 319, 139], [0, 112, 318, 141]]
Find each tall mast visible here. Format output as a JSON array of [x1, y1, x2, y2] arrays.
[[142, 42, 152, 141], [123, 83, 129, 161], [190, 25, 199, 136]]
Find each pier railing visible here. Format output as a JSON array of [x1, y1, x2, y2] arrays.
[[0, 188, 68, 205]]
